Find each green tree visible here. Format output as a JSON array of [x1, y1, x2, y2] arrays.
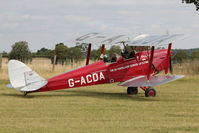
[[125, 44, 133, 53], [173, 50, 190, 64], [76, 43, 88, 56], [91, 49, 99, 61], [192, 50, 199, 60], [182, 0, 199, 10], [36, 48, 52, 57], [108, 45, 121, 56], [2, 51, 8, 57], [68, 46, 84, 63], [9, 41, 32, 63], [54, 43, 68, 65], [91, 46, 108, 61]]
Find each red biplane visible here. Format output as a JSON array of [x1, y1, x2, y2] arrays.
[[7, 33, 184, 97]]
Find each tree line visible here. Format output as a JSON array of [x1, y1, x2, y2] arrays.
[[182, 0, 199, 10], [2, 41, 199, 65], [4, 41, 122, 65]]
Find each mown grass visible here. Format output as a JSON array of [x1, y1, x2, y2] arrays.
[[0, 75, 199, 133], [1, 58, 199, 133]]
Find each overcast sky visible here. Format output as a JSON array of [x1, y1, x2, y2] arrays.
[[0, 0, 198, 52]]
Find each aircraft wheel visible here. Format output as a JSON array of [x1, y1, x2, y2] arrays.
[[145, 87, 156, 97], [23, 92, 28, 96], [127, 87, 138, 95]]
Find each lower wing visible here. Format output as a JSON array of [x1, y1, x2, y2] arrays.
[[119, 75, 184, 87]]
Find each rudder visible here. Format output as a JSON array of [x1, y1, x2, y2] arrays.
[[8, 60, 47, 92]]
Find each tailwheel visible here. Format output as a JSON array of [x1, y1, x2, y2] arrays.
[[127, 87, 138, 95], [145, 87, 156, 97], [23, 92, 28, 96]]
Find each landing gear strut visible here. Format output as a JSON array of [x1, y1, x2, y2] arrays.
[[145, 87, 156, 97], [23, 92, 28, 96], [127, 87, 138, 95], [127, 87, 157, 97]]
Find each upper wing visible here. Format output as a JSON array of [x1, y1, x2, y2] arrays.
[[75, 33, 183, 46], [119, 75, 184, 87], [129, 34, 183, 46], [76, 32, 130, 45]]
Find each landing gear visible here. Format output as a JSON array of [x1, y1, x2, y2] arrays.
[[127, 87, 157, 97], [127, 87, 138, 95], [145, 87, 156, 97], [23, 92, 28, 96]]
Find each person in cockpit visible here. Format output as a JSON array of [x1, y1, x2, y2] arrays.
[[111, 53, 117, 63]]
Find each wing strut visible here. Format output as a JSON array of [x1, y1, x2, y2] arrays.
[[100, 44, 105, 60], [165, 43, 172, 74], [86, 43, 92, 65], [147, 46, 155, 80]]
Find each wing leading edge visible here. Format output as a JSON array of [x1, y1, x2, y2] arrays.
[[119, 75, 184, 87], [129, 34, 183, 46]]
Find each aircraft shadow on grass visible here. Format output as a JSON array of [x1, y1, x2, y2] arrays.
[[1, 89, 158, 102]]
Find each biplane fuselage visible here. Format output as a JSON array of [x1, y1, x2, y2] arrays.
[[37, 49, 168, 92], [8, 33, 184, 97]]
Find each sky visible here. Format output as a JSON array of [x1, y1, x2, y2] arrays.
[[0, 0, 198, 52]]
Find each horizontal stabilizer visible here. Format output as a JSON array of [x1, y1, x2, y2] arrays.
[[119, 75, 184, 87], [20, 80, 48, 92], [8, 60, 47, 92]]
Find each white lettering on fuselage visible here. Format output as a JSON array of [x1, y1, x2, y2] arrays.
[[68, 79, 74, 87], [68, 72, 105, 88], [110, 61, 148, 72], [93, 73, 98, 82], [86, 74, 92, 83]]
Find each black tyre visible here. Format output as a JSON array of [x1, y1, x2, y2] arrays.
[[127, 87, 138, 95], [23, 92, 28, 96], [145, 87, 156, 97]]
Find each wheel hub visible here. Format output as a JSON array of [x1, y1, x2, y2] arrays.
[[149, 90, 154, 96]]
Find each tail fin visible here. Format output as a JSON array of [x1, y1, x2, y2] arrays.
[[8, 60, 48, 92]]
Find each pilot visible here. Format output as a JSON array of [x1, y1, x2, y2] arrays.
[[111, 53, 117, 63], [128, 46, 137, 59], [103, 55, 109, 62], [128, 51, 136, 58], [121, 49, 129, 59]]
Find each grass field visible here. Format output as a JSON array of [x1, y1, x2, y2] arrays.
[[0, 58, 199, 133]]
